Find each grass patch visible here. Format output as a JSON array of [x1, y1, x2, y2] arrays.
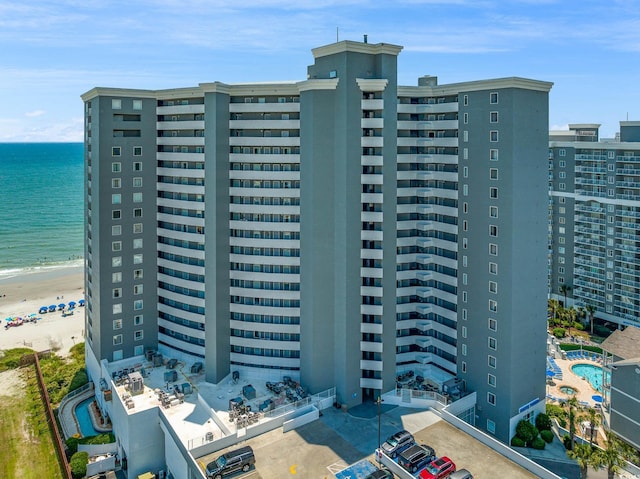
[[0, 367, 63, 479]]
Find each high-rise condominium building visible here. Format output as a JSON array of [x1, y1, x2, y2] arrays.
[[549, 122, 640, 330], [82, 39, 552, 442]]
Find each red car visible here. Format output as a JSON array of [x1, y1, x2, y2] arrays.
[[419, 456, 456, 479]]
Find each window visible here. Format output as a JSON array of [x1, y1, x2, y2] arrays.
[[134, 315, 143, 325], [112, 162, 121, 172], [112, 256, 122, 267], [463, 130, 468, 142], [488, 318, 497, 331], [133, 192, 143, 203], [559, 160, 566, 167], [112, 288, 122, 298], [133, 269, 143, 280], [112, 147, 121, 157], [559, 149, 566, 157], [489, 206, 498, 218], [133, 162, 142, 171], [462, 326, 467, 338], [113, 319, 122, 330], [463, 202, 468, 214], [133, 223, 143, 234], [490, 111, 498, 123], [463, 220, 468, 231], [559, 217, 565, 224], [133, 208, 142, 218], [134, 345, 144, 356], [489, 281, 497, 293], [490, 130, 498, 142], [463, 166, 468, 178], [559, 172, 566, 179], [462, 309, 467, 320], [489, 225, 498, 237], [487, 419, 496, 434], [489, 262, 498, 274], [134, 330, 144, 341], [462, 291, 468, 303], [489, 243, 498, 256], [112, 194, 121, 204], [461, 361, 467, 373], [112, 272, 122, 283], [488, 336, 497, 349], [113, 303, 122, 314], [462, 237, 468, 249], [489, 92, 498, 104], [462, 344, 467, 356], [490, 187, 498, 199], [559, 257, 565, 264], [559, 266, 565, 274], [559, 183, 566, 190], [488, 355, 496, 368], [490, 149, 498, 161], [133, 254, 143, 264], [112, 241, 122, 252], [112, 178, 121, 188], [112, 99, 122, 109], [489, 300, 497, 312], [463, 94, 468, 106], [489, 168, 498, 180], [463, 112, 468, 124], [134, 284, 143, 295], [488, 374, 496, 387], [559, 197, 565, 204], [112, 210, 121, 220], [463, 272, 468, 284], [487, 392, 496, 406], [134, 300, 143, 310], [463, 148, 468, 160], [132, 99, 142, 110], [463, 184, 468, 196], [113, 334, 123, 345], [133, 177, 142, 187], [607, 204, 615, 212], [133, 239, 143, 250], [112, 225, 121, 236]]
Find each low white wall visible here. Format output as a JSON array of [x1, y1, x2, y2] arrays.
[[282, 406, 318, 432], [78, 442, 117, 456], [86, 455, 116, 477]]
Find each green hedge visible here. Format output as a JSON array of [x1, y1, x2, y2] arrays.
[[65, 432, 115, 455], [70, 451, 88, 479], [531, 437, 546, 450], [511, 436, 526, 447], [559, 344, 602, 354], [540, 429, 554, 443]]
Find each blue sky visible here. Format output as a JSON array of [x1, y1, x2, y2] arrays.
[[1, 0, 639, 142]]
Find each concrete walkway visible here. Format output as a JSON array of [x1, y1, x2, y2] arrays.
[[58, 387, 95, 439]]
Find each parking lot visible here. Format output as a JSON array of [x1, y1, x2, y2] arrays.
[[196, 404, 539, 479]]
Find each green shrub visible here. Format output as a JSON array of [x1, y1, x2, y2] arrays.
[[516, 420, 539, 444], [511, 436, 526, 447], [535, 413, 552, 431], [559, 344, 603, 354], [531, 437, 546, 450], [80, 432, 115, 445], [540, 429, 554, 443], [553, 328, 566, 339], [68, 368, 89, 392], [70, 451, 88, 479], [562, 434, 572, 450], [573, 322, 584, 331], [65, 436, 80, 455]]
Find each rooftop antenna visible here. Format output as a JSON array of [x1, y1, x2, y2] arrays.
[[336, 27, 339, 42], [364, 34, 368, 44]]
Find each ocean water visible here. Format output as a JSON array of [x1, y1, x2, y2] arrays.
[[0, 143, 84, 277]]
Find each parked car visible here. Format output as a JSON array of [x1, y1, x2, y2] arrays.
[[381, 429, 414, 458], [205, 445, 255, 479], [419, 456, 456, 479], [365, 468, 394, 479], [398, 444, 436, 473], [449, 469, 473, 479]]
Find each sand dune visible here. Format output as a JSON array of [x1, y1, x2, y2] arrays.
[[0, 266, 85, 355]]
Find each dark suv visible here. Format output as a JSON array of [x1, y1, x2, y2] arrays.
[[398, 444, 436, 473], [205, 446, 255, 479], [381, 429, 414, 458]]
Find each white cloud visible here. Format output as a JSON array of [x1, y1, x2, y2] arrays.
[[25, 110, 46, 117]]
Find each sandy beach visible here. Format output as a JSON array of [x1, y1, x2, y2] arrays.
[[0, 266, 85, 356]]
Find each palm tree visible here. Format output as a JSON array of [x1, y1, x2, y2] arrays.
[[594, 435, 636, 479], [581, 408, 599, 447], [549, 299, 561, 324], [560, 283, 572, 307], [586, 304, 597, 336], [567, 443, 596, 479], [567, 396, 579, 450], [567, 307, 578, 338]]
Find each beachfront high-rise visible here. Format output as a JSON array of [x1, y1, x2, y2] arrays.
[[82, 39, 552, 442], [549, 122, 640, 330]]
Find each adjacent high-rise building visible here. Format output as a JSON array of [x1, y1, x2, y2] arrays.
[[549, 122, 640, 330], [82, 39, 552, 442]]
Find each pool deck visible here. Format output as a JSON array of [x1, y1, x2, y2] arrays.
[[59, 387, 95, 438], [547, 354, 603, 408]]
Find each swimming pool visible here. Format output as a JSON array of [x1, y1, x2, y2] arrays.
[[560, 386, 577, 395], [571, 364, 609, 392], [74, 397, 99, 437]]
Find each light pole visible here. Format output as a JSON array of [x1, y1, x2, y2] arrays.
[[376, 395, 384, 462]]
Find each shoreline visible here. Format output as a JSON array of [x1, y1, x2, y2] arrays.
[[0, 265, 85, 355]]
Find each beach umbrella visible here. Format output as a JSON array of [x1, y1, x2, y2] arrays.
[[78, 299, 85, 306], [39, 306, 48, 313], [58, 303, 66, 310], [592, 394, 603, 403], [68, 300, 76, 307], [49, 305, 57, 312], [546, 370, 556, 377]]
